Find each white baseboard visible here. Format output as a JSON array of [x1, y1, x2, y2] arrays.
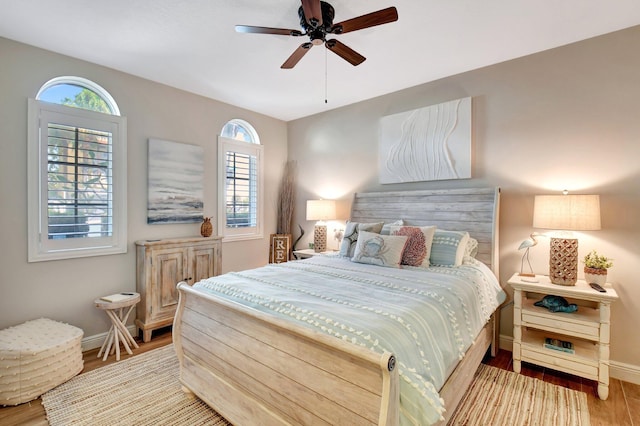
[[81, 325, 138, 352], [498, 334, 640, 385], [499, 334, 514, 352], [610, 360, 640, 385]]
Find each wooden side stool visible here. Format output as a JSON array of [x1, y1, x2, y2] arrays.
[[94, 292, 140, 361]]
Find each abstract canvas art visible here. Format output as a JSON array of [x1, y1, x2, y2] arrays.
[[147, 138, 204, 224], [379, 97, 472, 184]]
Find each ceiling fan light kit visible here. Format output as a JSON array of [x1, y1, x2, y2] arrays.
[[235, 0, 398, 69]]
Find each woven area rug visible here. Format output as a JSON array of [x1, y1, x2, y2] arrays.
[[42, 345, 229, 426], [448, 363, 590, 425], [43, 345, 590, 425]]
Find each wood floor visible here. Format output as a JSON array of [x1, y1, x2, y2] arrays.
[[1, 327, 638, 425]]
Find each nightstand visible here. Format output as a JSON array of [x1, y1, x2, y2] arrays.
[[508, 273, 618, 400], [293, 249, 337, 259]]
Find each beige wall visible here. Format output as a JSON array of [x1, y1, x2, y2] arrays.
[[288, 27, 640, 376], [1, 25, 638, 380], [0, 37, 288, 338]]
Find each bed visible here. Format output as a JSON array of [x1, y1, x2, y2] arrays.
[[173, 187, 504, 425]]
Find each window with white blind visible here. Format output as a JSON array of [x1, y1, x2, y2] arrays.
[[218, 119, 263, 241], [28, 77, 127, 261]]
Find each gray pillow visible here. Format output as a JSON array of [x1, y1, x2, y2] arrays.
[[339, 221, 384, 257]]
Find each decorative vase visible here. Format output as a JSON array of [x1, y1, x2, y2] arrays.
[[200, 217, 213, 237], [584, 267, 607, 286]]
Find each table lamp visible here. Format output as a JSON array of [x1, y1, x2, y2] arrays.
[[533, 192, 600, 285], [306, 199, 336, 252]]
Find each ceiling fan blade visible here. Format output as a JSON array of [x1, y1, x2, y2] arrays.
[[325, 39, 365, 66], [281, 43, 313, 69], [235, 25, 303, 37], [301, 0, 323, 27], [331, 6, 398, 34]]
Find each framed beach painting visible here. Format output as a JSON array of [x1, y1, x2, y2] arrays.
[[379, 97, 472, 184], [147, 138, 204, 224]]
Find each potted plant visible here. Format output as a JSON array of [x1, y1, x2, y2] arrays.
[[583, 250, 613, 286]]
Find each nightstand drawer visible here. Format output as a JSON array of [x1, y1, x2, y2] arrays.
[[522, 311, 600, 340], [522, 346, 599, 380]]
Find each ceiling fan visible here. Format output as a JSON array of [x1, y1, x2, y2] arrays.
[[235, 0, 398, 69]]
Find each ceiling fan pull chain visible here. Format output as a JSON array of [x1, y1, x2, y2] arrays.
[[325, 47, 328, 104]]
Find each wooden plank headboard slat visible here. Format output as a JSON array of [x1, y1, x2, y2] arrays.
[[349, 187, 500, 276]]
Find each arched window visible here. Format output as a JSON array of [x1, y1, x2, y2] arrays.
[[28, 76, 127, 261], [36, 76, 121, 115], [220, 119, 260, 144], [218, 119, 263, 241]]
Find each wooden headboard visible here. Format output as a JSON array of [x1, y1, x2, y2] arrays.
[[349, 187, 500, 275]]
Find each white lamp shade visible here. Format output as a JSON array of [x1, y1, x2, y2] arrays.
[[306, 199, 336, 221], [533, 194, 601, 231]]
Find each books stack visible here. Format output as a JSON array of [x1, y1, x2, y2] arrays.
[[100, 293, 135, 303], [544, 337, 575, 354]]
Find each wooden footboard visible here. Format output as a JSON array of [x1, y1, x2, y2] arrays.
[[438, 315, 495, 425], [173, 282, 399, 425]]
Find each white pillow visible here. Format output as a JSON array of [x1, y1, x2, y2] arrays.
[[339, 221, 384, 257], [351, 231, 408, 268], [429, 230, 470, 267], [464, 237, 479, 259], [380, 219, 404, 235], [389, 225, 436, 267]]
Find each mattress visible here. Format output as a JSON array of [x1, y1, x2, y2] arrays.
[[193, 255, 505, 425]]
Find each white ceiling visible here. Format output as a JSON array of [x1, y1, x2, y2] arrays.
[[2, 0, 640, 121]]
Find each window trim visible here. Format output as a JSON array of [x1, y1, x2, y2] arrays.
[[27, 99, 128, 262], [217, 135, 264, 242]]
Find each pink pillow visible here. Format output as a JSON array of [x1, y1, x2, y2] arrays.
[[390, 225, 436, 267]]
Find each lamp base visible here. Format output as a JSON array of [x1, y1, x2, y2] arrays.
[[549, 237, 578, 285], [313, 224, 327, 252]]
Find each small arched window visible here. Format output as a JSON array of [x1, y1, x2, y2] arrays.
[[28, 76, 127, 261], [218, 119, 263, 241], [220, 119, 260, 144], [37, 76, 121, 115]]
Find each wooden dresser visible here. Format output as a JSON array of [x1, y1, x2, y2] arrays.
[[135, 236, 222, 342]]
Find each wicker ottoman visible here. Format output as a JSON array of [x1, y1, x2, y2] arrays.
[[0, 318, 84, 405]]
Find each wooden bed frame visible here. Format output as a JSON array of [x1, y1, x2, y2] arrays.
[[173, 187, 501, 425]]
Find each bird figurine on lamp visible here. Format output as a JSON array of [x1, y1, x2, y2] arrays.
[[518, 232, 541, 277]]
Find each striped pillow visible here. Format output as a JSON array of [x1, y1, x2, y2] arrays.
[[429, 230, 470, 267]]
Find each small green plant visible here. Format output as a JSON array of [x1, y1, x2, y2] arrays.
[[583, 250, 613, 270]]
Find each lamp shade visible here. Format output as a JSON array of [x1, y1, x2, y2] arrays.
[[306, 199, 336, 221], [533, 194, 601, 231]]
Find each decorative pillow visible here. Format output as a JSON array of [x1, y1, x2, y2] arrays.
[[429, 230, 470, 267], [380, 219, 404, 235], [464, 237, 479, 259], [390, 225, 436, 267], [339, 221, 384, 257], [351, 231, 408, 268]]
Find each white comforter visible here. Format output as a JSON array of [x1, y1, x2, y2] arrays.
[[193, 255, 505, 425]]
